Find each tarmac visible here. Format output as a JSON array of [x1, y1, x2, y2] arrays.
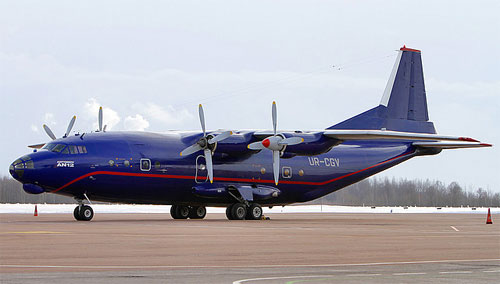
[[1, 212, 499, 283]]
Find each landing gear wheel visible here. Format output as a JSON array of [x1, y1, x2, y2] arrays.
[[171, 205, 189, 219], [230, 203, 247, 220], [77, 205, 94, 221], [226, 204, 235, 220], [189, 206, 207, 219], [246, 204, 263, 220], [73, 206, 82, 221]]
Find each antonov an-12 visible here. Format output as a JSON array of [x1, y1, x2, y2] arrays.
[[10, 46, 491, 221]]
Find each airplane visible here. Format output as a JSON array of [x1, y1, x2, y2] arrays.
[[9, 46, 492, 221]]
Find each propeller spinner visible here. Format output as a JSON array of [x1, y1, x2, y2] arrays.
[[247, 101, 304, 185], [180, 104, 232, 183]]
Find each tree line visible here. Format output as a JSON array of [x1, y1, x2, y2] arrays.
[[1, 175, 499, 207]]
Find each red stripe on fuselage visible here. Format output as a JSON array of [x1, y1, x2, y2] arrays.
[[51, 151, 414, 193]]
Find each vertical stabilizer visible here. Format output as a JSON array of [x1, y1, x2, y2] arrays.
[[328, 46, 436, 134]]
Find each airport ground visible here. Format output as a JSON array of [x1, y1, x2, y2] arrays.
[[0, 213, 499, 283]]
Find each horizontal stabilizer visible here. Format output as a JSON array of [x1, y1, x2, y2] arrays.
[[413, 141, 492, 149], [323, 129, 480, 142]]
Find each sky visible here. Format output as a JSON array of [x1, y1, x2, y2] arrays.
[[1, 0, 499, 193]]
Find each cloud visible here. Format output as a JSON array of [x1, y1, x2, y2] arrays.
[[124, 114, 150, 131], [84, 98, 120, 131], [43, 113, 56, 125], [30, 124, 39, 133], [133, 102, 193, 128]]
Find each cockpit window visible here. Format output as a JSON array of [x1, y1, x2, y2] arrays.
[[69, 145, 78, 154], [42, 143, 88, 154], [52, 144, 66, 153], [42, 143, 56, 151]]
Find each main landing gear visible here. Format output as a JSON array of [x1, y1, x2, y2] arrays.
[[170, 205, 207, 219], [226, 203, 263, 220]]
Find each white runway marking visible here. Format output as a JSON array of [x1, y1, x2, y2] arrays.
[[450, 226, 459, 231], [346, 273, 381, 277], [233, 275, 336, 284], [439, 271, 472, 274], [1, 258, 499, 270], [392, 272, 427, 275]]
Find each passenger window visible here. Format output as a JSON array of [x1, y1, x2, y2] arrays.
[[155, 161, 161, 169], [52, 144, 66, 153], [140, 159, 151, 171], [69, 145, 78, 154]]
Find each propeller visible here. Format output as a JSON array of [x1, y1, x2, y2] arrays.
[[180, 104, 232, 183], [43, 116, 77, 140], [247, 101, 304, 185], [97, 106, 107, 132]]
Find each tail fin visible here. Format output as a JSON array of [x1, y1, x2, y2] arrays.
[[328, 46, 436, 134]]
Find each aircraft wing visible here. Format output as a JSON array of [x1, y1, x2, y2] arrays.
[[28, 143, 46, 149]]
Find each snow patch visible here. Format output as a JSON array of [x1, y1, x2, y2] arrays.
[[0, 204, 498, 214]]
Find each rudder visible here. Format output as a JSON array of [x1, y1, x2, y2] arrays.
[[328, 46, 436, 134]]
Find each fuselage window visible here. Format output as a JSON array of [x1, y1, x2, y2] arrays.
[[69, 145, 78, 154], [155, 161, 161, 169], [52, 144, 66, 153], [140, 159, 151, 171]]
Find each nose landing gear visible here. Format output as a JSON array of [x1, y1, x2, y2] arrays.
[[73, 194, 94, 221], [73, 205, 94, 221]]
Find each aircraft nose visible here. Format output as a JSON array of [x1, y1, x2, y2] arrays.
[[9, 155, 35, 182]]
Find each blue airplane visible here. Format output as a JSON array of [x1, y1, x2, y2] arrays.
[[9, 46, 491, 221]]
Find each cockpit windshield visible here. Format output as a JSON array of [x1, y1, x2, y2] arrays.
[[42, 143, 87, 154]]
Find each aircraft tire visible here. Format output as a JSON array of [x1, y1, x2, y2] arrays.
[[246, 204, 263, 220], [230, 203, 247, 220], [175, 205, 190, 219], [73, 206, 82, 221], [226, 205, 235, 220], [189, 206, 207, 219], [79, 205, 94, 221], [170, 205, 179, 219]]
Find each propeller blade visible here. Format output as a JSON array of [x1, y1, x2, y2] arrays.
[[273, 150, 280, 185], [208, 131, 232, 144], [180, 144, 203, 156], [199, 104, 206, 136], [272, 101, 277, 136], [248, 141, 266, 150], [98, 107, 103, 132], [103, 125, 107, 132], [64, 116, 76, 137], [279, 137, 304, 146], [204, 148, 213, 183], [43, 124, 57, 140]]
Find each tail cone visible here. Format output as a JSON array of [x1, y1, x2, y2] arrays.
[[34, 205, 38, 217], [486, 208, 493, 224]]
